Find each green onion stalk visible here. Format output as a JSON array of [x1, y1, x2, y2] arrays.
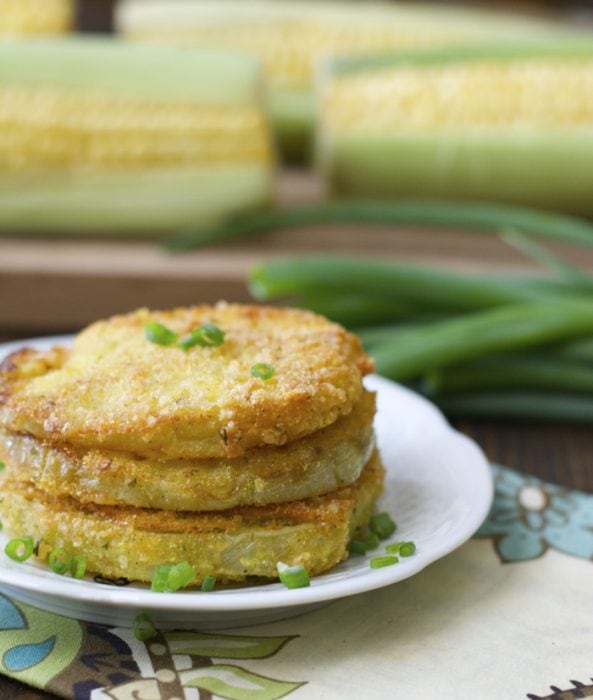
[[248, 236, 593, 423], [166, 200, 593, 251], [250, 257, 586, 315]]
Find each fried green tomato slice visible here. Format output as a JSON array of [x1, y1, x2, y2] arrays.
[[0, 391, 375, 511], [0, 304, 373, 459], [0, 451, 384, 584]]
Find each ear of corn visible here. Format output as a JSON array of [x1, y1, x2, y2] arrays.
[[317, 42, 593, 217], [0, 0, 73, 36], [116, 0, 573, 162], [0, 168, 272, 235], [0, 38, 275, 235]]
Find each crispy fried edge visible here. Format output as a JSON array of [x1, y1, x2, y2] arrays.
[[0, 391, 376, 510], [0, 451, 385, 583]]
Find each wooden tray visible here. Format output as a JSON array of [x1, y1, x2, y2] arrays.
[[3, 172, 593, 334]]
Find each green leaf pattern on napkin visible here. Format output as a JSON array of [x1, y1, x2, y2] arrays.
[[165, 630, 297, 659], [184, 663, 303, 700], [0, 596, 303, 699], [0, 595, 82, 687]]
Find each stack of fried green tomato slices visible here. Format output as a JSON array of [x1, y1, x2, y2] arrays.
[[0, 303, 383, 588]]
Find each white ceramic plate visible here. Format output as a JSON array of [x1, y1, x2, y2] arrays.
[[0, 336, 493, 629]]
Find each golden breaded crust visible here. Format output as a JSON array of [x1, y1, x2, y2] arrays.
[[0, 304, 373, 459], [0, 451, 384, 584], [0, 391, 375, 510]]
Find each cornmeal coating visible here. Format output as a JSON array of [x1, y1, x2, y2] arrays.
[[0, 391, 375, 511], [0, 451, 384, 584], [0, 304, 373, 459]]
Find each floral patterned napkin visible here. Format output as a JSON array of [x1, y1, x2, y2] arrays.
[[1, 463, 593, 700]]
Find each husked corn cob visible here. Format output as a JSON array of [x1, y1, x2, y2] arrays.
[[116, 0, 572, 160], [1, 90, 269, 169], [0, 0, 73, 35], [0, 39, 274, 234], [318, 43, 593, 216]]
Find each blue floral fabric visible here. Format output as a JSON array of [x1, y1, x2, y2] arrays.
[[477, 464, 593, 563]]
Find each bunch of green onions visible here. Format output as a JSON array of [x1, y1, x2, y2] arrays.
[[252, 256, 593, 422], [174, 201, 593, 424]]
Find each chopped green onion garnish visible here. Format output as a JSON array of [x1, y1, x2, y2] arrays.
[[251, 363, 275, 380], [370, 555, 398, 569], [70, 555, 87, 579], [151, 565, 171, 593], [48, 547, 71, 575], [363, 532, 380, 551], [349, 527, 382, 556], [134, 612, 157, 641], [177, 335, 197, 350], [277, 562, 310, 589], [201, 575, 217, 592], [399, 541, 416, 557], [166, 561, 195, 592], [178, 323, 225, 350], [5, 536, 34, 562], [151, 562, 195, 592], [0, 461, 5, 471], [145, 321, 179, 346], [369, 512, 397, 539], [348, 539, 367, 556], [385, 541, 416, 557]]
